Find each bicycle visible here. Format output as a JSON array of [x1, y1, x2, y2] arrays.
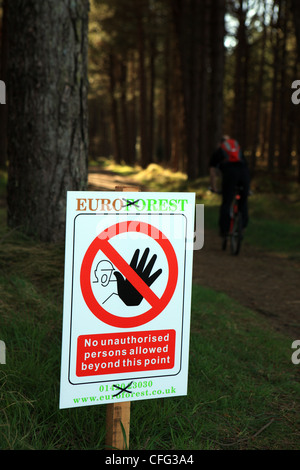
[[222, 186, 244, 256], [209, 186, 244, 256]]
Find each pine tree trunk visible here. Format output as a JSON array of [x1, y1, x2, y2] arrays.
[[148, 37, 156, 164], [232, 0, 248, 149], [136, 1, 149, 168], [120, 60, 130, 165], [291, 0, 300, 60], [268, 0, 281, 172], [210, 0, 225, 153], [6, 0, 89, 242], [278, 0, 288, 172], [163, 29, 171, 164], [250, 1, 267, 172], [108, 52, 121, 164], [127, 52, 137, 165], [172, 0, 200, 180], [290, 0, 300, 182], [198, 0, 210, 176]]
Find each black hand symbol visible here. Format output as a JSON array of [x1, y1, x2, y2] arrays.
[[114, 248, 162, 306]]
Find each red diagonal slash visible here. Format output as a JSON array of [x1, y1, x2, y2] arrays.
[[99, 239, 160, 307]]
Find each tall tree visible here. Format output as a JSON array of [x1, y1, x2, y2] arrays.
[[232, 0, 249, 149], [108, 50, 122, 165], [172, 0, 226, 178], [290, 0, 300, 182], [198, 0, 211, 176], [136, 0, 150, 168], [268, 0, 281, 172], [6, 0, 89, 242], [210, 0, 226, 153], [291, 0, 300, 59], [250, 0, 267, 171], [172, 0, 202, 179]]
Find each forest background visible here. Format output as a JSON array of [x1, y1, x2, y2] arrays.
[[86, 0, 300, 182], [1, 0, 300, 186], [0, 0, 300, 242]]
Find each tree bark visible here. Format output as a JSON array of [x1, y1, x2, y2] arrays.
[[210, 0, 225, 154], [232, 0, 248, 149], [108, 51, 121, 164], [290, 0, 300, 182], [172, 0, 201, 180], [291, 0, 300, 60], [6, 0, 89, 242], [278, 0, 288, 172], [163, 26, 172, 165], [198, 0, 210, 176], [250, 1, 267, 172], [268, 0, 281, 172], [120, 60, 130, 165], [127, 52, 137, 165], [148, 36, 156, 164], [136, 0, 149, 168]]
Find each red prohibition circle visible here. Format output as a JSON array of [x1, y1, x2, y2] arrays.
[[80, 221, 178, 328]]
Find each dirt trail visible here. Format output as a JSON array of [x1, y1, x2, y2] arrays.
[[193, 231, 300, 339], [88, 168, 300, 340]]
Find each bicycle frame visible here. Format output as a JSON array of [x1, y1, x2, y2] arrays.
[[229, 192, 241, 234], [228, 188, 243, 255], [210, 186, 245, 255]]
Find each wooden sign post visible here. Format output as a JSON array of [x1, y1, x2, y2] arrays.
[[105, 185, 140, 450], [105, 401, 131, 450]]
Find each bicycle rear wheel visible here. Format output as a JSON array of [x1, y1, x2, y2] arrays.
[[230, 211, 243, 255], [222, 236, 227, 251]]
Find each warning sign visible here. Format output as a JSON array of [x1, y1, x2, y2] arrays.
[[59, 191, 197, 409]]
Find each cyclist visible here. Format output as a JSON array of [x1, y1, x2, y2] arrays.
[[209, 136, 250, 238]]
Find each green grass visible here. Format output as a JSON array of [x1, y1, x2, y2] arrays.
[[0, 226, 299, 450], [131, 286, 300, 450]]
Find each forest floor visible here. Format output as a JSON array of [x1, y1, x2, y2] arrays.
[[89, 166, 300, 340]]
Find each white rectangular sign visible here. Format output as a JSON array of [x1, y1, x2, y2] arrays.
[[59, 192, 195, 409]]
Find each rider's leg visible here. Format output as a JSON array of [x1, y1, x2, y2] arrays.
[[219, 170, 236, 236], [238, 167, 251, 230]]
